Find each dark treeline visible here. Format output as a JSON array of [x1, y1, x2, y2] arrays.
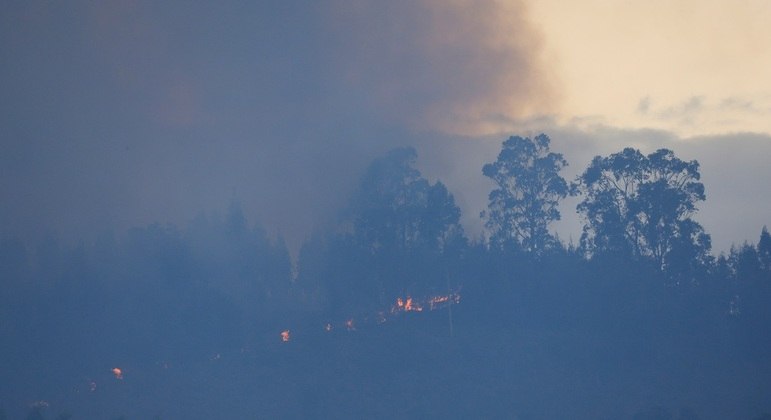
[[1, 135, 770, 419]]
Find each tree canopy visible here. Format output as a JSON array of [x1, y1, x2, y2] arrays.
[[5, 134, 771, 419], [482, 134, 568, 253], [574, 147, 711, 279], [348, 147, 464, 254]]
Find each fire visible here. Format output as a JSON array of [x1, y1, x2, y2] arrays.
[[428, 293, 460, 310], [277, 290, 461, 347], [392, 295, 425, 313], [112, 368, 123, 380], [405, 297, 422, 312], [390, 292, 460, 314]]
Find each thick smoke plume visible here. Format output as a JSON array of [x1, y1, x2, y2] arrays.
[[0, 1, 556, 251]]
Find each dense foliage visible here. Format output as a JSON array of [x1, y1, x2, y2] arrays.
[[1, 135, 770, 419], [482, 134, 568, 253], [574, 148, 712, 283]]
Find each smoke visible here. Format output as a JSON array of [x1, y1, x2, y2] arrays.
[[319, 0, 557, 134], [0, 1, 556, 252]]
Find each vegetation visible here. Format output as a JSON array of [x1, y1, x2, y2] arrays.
[[482, 134, 568, 254], [1, 135, 770, 418]]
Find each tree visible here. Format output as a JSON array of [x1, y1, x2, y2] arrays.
[[481, 134, 568, 253], [311, 147, 465, 312], [349, 147, 464, 253], [758, 226, 771, 272], [574, 147, 711, 279]]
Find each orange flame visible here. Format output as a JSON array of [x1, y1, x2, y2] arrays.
[[405, 297, 422, 311], [392, 296, 425, 313], [112, 368, 123, 380], [428, 293, 461, 310], [276, 290, 461, 348]]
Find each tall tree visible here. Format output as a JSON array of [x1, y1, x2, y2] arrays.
[[349, 147, 463, 253], [758, 226, 771, 272], [315, 147, 466, 310], [482, 134, 568, 253], [574, 147, 711, 278]]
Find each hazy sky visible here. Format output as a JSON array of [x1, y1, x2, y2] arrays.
[[530, 0, 771, 137], [1, 0, 769, 254]]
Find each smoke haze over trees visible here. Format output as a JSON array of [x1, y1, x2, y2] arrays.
[[2, 1, 771, 418], [2, 136, 771, 419]]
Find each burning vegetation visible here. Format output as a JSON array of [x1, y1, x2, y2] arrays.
[[392, 292, 460, 314], [279, 291, 461, 341], [393, 297, 422, 313]]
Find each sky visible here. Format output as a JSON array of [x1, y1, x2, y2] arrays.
[[1, 0, 769, 255]]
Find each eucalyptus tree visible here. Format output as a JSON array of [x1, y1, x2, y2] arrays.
[[350, 147, 464, 254], [482, 134, 569, 253], [574, 147, 711, 278], [311, 147, 465, 312]]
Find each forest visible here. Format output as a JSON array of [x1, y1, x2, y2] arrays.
[[1, 134, 770, 419]]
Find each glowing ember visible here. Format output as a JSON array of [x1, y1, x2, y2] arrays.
[[428, 293, 460, 310], [392, 296, 426, 313], [112, 368, 123, 380], [429, 295, 448, 308], [276, 290, 461, 345], [405, 297, 422, 311]]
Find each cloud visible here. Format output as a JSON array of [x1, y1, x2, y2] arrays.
[[530, 0, 771, 138], [656, 96, 705, 122], [0, 0, 556, 252], [5, 1, 766, 257], [633, 94, 771, 135]]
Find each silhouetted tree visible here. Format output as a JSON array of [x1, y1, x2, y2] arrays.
[[758, 226, 771, 272], [304, 147, 465, 314], [731, 230, 771, 350], [349, 147, 464, 253], [574, 148, 711, 280], [482, 134, 568, 253]]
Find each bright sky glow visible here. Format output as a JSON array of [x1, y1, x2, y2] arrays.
[[530, 0, 771, 137]]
